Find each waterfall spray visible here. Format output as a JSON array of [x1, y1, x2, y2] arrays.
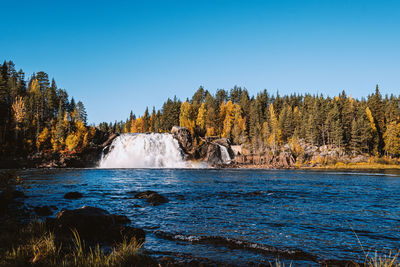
[[98, 133, 207, 168]]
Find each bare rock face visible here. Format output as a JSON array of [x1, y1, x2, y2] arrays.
[[171, 126, 192, 152], [213, 138, 235, 159], [47, 206, 145, 244], [205, 143, 223, 165], [189, 138, 235, 166], [276, 151, 295, 168], [212, 138, 230, 148]]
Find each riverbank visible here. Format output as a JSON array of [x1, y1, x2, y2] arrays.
[[302, 162, 400, 170], [229, 162, 400, 171]]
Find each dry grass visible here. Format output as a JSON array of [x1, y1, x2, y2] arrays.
[[362, 251, 400, 267], [0, 222, 156, 267], [302, 162, 400, 170]]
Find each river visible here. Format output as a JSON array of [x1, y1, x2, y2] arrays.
[[19, 168, 400, 266]]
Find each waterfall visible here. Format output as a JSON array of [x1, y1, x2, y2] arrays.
[[218, 144, 231, 164], [99, 133, 196, 168]]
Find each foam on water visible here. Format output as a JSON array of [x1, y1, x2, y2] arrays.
[[99, 133, 201, 168]]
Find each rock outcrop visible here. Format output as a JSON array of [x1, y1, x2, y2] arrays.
[[47, 206, 145, 244], [171, 126, 192, 153], [205, 143, 223, 165], [189, 137, 234, 166]]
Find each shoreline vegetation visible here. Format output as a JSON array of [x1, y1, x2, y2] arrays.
[[1, 61, 400, 170], [231, 157, 400, 170]]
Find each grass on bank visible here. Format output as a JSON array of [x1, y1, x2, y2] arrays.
[[301, 156, 400, 170], [361, 252, 400, 267], [0, 221, 156, 267], [302, 162, 400, 170], [269, 253, 400, 267]]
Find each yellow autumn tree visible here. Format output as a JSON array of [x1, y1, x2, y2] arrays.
[[220, 101, 234, 139], [50, 126, 59, 152], [130, 119, 137, 133], [196, 102, 206, 130], [82, 126, 96, 149], [12, 96, 26, 140], [65, 120, 88, 152], [63, 112, 70, 134], [36, 127, 50, 151], [219, 101, 245, 142], [232, 104, 246, 144], [205, 105, 218, 136], [135, 117, 144, 133], [383, 121, 400, 156], [365, 107, 377, 132], [65, 133, 80, 152], [179, 102, 195, 134], [12, 96, 25, 125]]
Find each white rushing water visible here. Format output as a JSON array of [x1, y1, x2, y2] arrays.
[[99, 133, 199, 168], [218, 144, 231, 164]]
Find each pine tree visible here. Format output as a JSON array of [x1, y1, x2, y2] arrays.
[[142, 107, 150, 132], [29, 79, 43, 149], [279, 104, 294, 142], [367, 85, 385, 154], [0, 72, 10, 145], [55, 103, 66, 151], [229, 86, 242, 103], [150, 107, 157, 132], [383, 121, 400, 157], [45, 79, 58, 120], [350, 119, 361, 153], [69, 97, 76, 114], [76, 101, 87, 125]]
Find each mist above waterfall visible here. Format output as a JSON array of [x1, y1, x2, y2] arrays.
[[99, 133, 205, 168]]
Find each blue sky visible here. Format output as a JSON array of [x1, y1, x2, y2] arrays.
[[2, 0, 400, 124]]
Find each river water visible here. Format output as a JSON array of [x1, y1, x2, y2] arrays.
[[19, 168, 400, 265]]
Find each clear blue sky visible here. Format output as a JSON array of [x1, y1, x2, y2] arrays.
[[2, 0, 400, 124]]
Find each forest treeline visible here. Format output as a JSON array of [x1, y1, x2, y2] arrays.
[[100, 85, 400, 157], [0, 61, 94, 157], [1, 60, 400, 159]]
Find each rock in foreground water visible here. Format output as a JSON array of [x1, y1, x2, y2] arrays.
[[134, 190, 169, 206], [47, 206, 145, 244]]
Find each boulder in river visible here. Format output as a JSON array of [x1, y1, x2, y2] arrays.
[[47, 206, 145, 244], [64, 191, 83, 199], [134, 190, 169, 206]]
